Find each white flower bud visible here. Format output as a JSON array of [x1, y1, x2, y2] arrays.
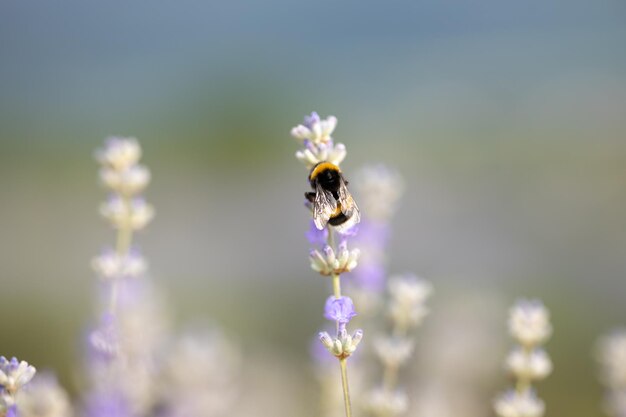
[[505, 348, 552, 381], [494, 390, 545, 417], [509, 300, 552, 347], [366, 388, 408, 416], [99, 165, 150, 195], [373, 337, 414, 368], [95, 136, 142, 171]]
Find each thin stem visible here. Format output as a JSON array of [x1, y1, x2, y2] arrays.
[[382, 363, 399, 392], [339, 358, 353, 417], [328, 226, 352, 417], [110, 195, 133, 314], [327, 226, 336, 251], [332, 274, 342, 298]]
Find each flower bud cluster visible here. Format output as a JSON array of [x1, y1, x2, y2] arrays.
[[94, 137, 152, 284], [319, 328, 364, 360], [596, 329, 626, 417], [387, 275, 432, 330], [291, 112, 346, 169], [494, 300, 553, 417], [310, 240, 360, 276], [354, 165, 405, 223], [96, 137, 154, 232], [0, 356, 36, 416], [366, 388, 409, 417], [92, 249, 147, 281], [319, 296, 363, 359], [494, 389, 545, 417]]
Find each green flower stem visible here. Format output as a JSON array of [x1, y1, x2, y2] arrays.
[[110, 195, 133, 314], [340, 357, 353, 417], [327, 226, 353, 417]]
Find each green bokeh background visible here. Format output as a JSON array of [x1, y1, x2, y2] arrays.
[[1, 1, 626, 415]]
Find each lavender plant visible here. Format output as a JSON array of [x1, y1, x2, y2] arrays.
[[86, 137, 158, 416], [292, 112, 363, 417], [86, 137, 241, 417], [345, 165, 432, 417], [494, 299, 553, 417], [596, 329, 626, 417], [0, 357, 36, 417]]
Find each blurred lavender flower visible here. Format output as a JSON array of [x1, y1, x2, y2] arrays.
[[95, 137, 141, 171], [85, 137, 163, 417], [365, 274, 432, 417], [91, 248, 147, 282], [85, 137, 242, 417], [0, 357, 36, 397], [494, 389, 545, 417], [84, 391, 131, 417], [16, 373, 73, 417], [0, 357, 36, 417], [596, 329, 626, 417], [157, 330, 241, 417], [494, 299, 552, 417]]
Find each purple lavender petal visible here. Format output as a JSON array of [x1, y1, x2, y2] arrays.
[[303, 112, 321, 128], [324, 296, 357, 324]]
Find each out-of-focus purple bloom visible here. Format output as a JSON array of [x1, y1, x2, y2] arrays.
[[356, 220, 390, 247], [324, 296, 357, 330], [306, 220, 328, 247], [16, 371, 73, 417], [6, 405, 17, 417], [352, 262, 386, 292], [88, 312, 120, 360], [85, 391, 132, 417], [347, 220, 389, 292]]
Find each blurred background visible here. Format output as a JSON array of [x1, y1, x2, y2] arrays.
[[1, 1, 625, 416]]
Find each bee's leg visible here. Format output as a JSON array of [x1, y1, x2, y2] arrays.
[[304, 192, 316, 203]]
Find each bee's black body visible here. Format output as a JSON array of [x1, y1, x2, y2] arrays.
[[306, 161, 360, 231], [309, 166, 342, 197]]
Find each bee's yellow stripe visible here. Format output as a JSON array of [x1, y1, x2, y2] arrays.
[[310, 161, 341, 180], [331, 203, 342, 217]]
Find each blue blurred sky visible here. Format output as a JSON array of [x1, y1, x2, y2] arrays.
[[1, 0, 624, 144]]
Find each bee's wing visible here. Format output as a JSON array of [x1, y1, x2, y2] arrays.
[[313, 184, 336, 230], [338, 178, 360, 223]]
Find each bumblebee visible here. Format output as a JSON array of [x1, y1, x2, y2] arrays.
[[305, 161, 360, 232]]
